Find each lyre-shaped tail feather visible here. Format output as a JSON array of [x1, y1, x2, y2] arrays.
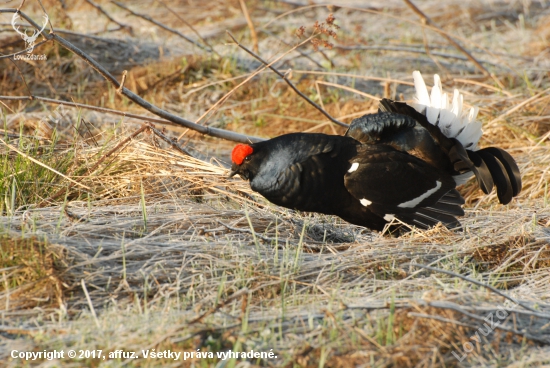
[[412, 71, 522, 204], [467, 148, 522, 204]]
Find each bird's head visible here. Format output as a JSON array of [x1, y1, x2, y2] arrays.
[[229, 143, 255, 180]]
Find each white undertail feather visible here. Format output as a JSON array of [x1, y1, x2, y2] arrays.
[[412, 71, 483, 151]]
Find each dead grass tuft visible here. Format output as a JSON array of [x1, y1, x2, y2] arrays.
[[0, 235, 65, 312]]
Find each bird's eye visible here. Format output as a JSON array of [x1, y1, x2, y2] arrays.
[[244, 156, 251, 162]]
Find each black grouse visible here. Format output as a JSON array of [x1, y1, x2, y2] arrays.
[[229, 71, 522, 232]]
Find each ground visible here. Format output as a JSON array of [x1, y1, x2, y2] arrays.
[[0, 0, 549, 367]]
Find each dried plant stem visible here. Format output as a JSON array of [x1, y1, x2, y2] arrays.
[[37, 124, 149, 207], [239, 0, 259, 53], [315, 80, 379, 102], [81, 279, 100, 328], [226, 31, 348, 128], [116, 70, 127, 95], [0, 137, 90, 190], [487, 87, 550, 125]]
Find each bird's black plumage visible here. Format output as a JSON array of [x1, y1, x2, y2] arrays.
[[229, 72, 522, 233], [230, 132, 465, 232]]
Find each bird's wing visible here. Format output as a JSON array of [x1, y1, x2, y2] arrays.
[[344, 146, 464, 229], [345, 111, 417, 144]]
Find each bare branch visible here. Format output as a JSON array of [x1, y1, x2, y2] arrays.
[[260, 28, 325, 69], [0, 95, 179, 127], [111, 1, 213, 53], [148, 125, 192, 157], [7, 58, 33, 97], [155, 0, 219, 57], [83, 0, 133, 33], [402, 0, 490, 77], [333, 45, 507, 69], [0, 8, 264, 144], [226, 31, 348, 128]]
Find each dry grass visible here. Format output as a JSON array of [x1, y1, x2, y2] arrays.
[[1, 0, 550, 367]]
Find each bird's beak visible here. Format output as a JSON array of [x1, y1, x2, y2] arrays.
[[228, 164, 239, 178]]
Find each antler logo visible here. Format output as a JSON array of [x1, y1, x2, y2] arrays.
[[11, 12, 48, 54]]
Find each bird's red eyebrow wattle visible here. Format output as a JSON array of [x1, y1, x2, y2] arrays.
[[231, 144, 253, 165]]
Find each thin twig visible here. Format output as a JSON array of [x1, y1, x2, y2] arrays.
[[226, 31, 348, 128], [315, 80, 379, 102], [239, 0, 259, 53], [35, 0, 54, 32], [83, 0, 132, 33], [407, 312, 478, 329], [148, 125, 192, 156], [420, 20, 449, 77], [194, 32, 318, 126], [333, 45, 506, 69], [402, 0, 490, 77], [260, 29, 325, 69], [111, 1, 211, 53], [156, 0, 219, 57], [410, 263, 539, 313], [7, 58, 33, 97]]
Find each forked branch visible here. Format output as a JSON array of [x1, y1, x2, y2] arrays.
[[0, 8, 263, 144], [226, 31, 349, 129]]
